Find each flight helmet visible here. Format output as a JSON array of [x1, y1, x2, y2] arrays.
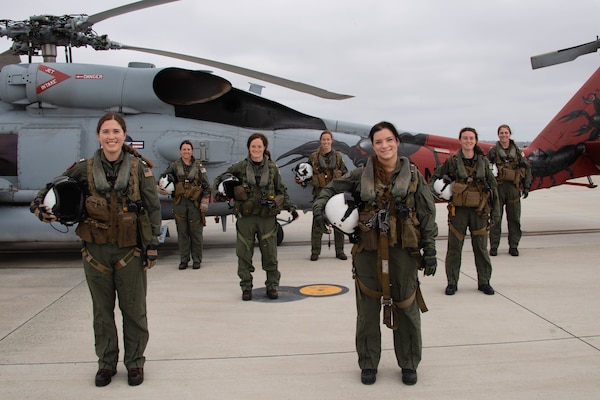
[[432, 176, 453, 201], [158, 174, 175, 195], [324, 192, 359, 235], [293, 162, 313, 183], [43, 176, 85, 226], [218, 173, 241, 199]]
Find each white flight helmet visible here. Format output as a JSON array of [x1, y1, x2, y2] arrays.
[[158, 174, 175, 195], [218, 173, 241, 199], [43, 176, 85, 226], [293, 162, 313, 183], [490, 163, 499, 177], [324, 192, 359, 235], [432, 178, 453, 201]]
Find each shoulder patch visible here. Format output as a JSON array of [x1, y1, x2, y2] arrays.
[[143, 167, 153, 177], [67, 159, 85, 170]]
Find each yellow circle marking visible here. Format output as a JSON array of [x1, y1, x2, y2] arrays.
[[299, 284, 344, 297]]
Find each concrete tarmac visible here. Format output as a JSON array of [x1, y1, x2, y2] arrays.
[[1, 179, 599, 399]]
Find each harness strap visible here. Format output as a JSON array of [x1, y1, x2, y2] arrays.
[[82, 247, 141, 275], [237, 231, 255, 252], [260, 225, 278, 241], [449, 223, 466, 241], [82, 247, 111, 275], [114, 247, 141, 270], [415, 285, 428, 313], [471, 226, 488, 236], [189, 218, 202, 227], [173, 213, 186, 222], [354, 275, 429, 324], [378, 231, 396, 330]]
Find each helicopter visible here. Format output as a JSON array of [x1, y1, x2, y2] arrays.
[[0, 0, 599, 244]]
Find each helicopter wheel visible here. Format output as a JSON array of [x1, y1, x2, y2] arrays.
[[276, 222, 284, 246]]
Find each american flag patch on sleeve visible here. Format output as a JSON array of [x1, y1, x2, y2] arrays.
[[143, 168, 153, 177]]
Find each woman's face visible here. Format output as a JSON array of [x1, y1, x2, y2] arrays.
[[180, 143, 193, 163], [320, 133, 333, 153], [372, 128, 399, 162], [498, 127, 511, 147], [97, 119, 126, 160], [459, 130, 478, 152], [249, 137, 265, 162]]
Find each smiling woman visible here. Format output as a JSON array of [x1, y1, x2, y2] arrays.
[[29, 111, 163, 387], [429, 127, 500, 297], [312, 121, 438, 386]]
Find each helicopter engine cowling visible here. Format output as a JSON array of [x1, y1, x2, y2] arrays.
[[0, 63, 231, 113]]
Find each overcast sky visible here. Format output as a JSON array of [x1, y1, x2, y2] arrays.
[[2, 0, 600, 141]]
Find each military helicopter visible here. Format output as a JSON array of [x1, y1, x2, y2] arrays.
[[0, 0, 599, 244]]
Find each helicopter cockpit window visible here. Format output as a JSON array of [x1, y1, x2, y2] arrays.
[[0, 134, 17, 176]]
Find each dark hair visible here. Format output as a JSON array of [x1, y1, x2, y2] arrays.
[[459, 127, 485, 155], [96, 112, 126, 133], [368, 121, 400, 143], [497, 124, 512, 135], [247, 133, 272, 160], [320, 130, 333, 140], [180, 140, 193, 150]]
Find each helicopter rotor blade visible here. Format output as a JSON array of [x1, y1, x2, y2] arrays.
[[0, 48, 21, 69], [531, 39, 600, 69], [118, 44, 353, 100], [87, 0, 180, 25]]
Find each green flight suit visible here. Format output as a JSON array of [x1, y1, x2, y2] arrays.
[[313, 156, 438, 372], [213, 157, 295, 292], [430, 150, 500, 287], [160, 158, 210, 264], [310, 149, 348, 255], [487, 140, 532, 250], [34, 149, 161, 372]]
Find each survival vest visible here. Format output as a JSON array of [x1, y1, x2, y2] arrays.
[[233, 159, 283, 218], [448, 152, 489, 209], [354, 157, 420, 252], [311, 150, 344, 189], [352, 157, 428, 325], [172, 159, 206, 206], [490, 143, 525, 186], [75, 154, 144, 248]]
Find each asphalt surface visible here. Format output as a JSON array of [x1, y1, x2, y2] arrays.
[[1, 179, 599, 399]]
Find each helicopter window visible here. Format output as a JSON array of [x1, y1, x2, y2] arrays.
[[0, 134, 17, 176], [174, 88, 327, 131]]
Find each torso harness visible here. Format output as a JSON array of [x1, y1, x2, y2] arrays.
[[447, 153, 491, 241], [173, 159, 206, 207], [352, 157, 427, 330], [492, 144, 524, 187], [233, 159, 283, 218], [311, 150, 344, 190], [77, 152, 143, 274]]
